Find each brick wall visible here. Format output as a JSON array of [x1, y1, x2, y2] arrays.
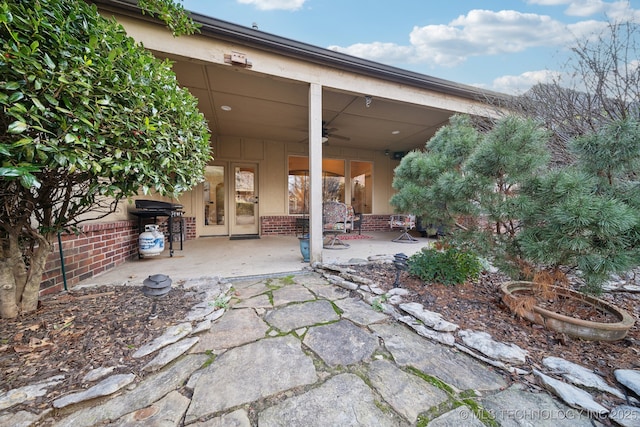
[[260, 214, 392, 235], [362, 215, 393, 231], [260, 216, 299, 235], [41, 220, 138, 295], [41, 216, 195, 295]]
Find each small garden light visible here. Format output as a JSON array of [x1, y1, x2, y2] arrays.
[[142, 274, 172, 320], [393, 253, 409, 288]]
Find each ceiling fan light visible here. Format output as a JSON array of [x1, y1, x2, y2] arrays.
[[322, 136, 329, 143]]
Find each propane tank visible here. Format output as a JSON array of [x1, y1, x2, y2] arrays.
[[139, 224, 165, 257]]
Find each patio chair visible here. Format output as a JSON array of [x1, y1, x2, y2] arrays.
[[323, 201, 351, 249], [389, 214, 419, 243]]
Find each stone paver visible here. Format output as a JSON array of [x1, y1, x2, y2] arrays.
[[303, 319, 379, 366], [6, 268, 635, 426], [191, 408, 252, 426], [303, 282, 350, 300], [482, 383, 597, 427], [191, 308, 268, 352], [271, 283, 316, 305], [258, 373, 404, 426], [232, 293, 271, 309], [264, 299, 339, 332], [334, 296, 388, 325], [428, 406, 485, 427], [367, 359, 449, 423], [371, 322, 507, 392], [186, 335, 317, 423], [54, 354, 208, 427]]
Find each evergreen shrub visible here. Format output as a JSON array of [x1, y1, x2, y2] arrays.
[[408, 247, 483, 286]]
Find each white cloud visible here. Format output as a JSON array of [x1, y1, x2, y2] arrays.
[[237, 0, 305, 11], [328, 42, 414, 64], [330, 9, 574, 68], [485, 70, 561, 94], [527, 0, 639, 20]]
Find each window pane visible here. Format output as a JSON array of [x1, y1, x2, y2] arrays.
[[288, 156, 348, 213], [204, 165, 225, 225], [288, 156, 309, 214], [351, 161, 372, 214], [322, 158, 345, 202]]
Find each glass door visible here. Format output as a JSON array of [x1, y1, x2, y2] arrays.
[[202, 165, 227, 235], [231, 163, 259, 236]]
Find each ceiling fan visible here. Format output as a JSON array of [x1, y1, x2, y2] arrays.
[[298, 121, 350, 144], [322, 121, 350, 143]]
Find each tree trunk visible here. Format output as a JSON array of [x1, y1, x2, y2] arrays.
[[0, 233, 53, 319], [0, 259, 18, 318], [19, 237, 52, 314]]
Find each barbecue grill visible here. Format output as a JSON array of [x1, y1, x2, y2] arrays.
[[131, 200, 184, 257]]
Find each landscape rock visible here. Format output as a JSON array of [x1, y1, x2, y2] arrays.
[[54, 354, 208, 427], [132, 322, 193, 358], [53, 373, 136, 409], [482, 383, 596, 426], [609, 405, 640, 427], [110, 390, 190, 426], [534, 369, 609, 416], [543, 356, 625, 399], [0, 375, 64, 411], [0, 409, 46, 427], [399, 302, 459, 332], [615, 369, 640, 397], [397, 315, 456, 346], [184, 301, 220, 322], [459, 330, 528, 365], [142, 337, 199, 372], [372, 322, 507, 391], [82, 366, 118, 383]]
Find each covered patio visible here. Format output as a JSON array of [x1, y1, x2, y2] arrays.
[[80, 231, 434, 286]]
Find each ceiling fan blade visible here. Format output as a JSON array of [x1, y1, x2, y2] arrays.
[[328, 133, 350, 141]]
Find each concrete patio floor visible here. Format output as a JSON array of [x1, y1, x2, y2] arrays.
[[81, 231, 434, 287]]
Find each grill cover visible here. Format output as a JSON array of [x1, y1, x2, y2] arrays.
[[135, 200, 183, 211]]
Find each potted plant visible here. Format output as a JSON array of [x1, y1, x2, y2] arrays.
[[391, 115, 639, 339]]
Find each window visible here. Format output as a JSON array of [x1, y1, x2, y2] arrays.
[[350, 161, 372, 214], [203, 165, 225, 225], [322, 158, 345, 203], [288, 156, 309, 214], [289, 156, 357, 213]]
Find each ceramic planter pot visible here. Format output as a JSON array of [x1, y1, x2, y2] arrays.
[[500, 281, 635, 341], [298, 236, 310, 262]]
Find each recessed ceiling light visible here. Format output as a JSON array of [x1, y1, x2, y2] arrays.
[[391, 130, 400, 135], [220, 105, 232, 111]]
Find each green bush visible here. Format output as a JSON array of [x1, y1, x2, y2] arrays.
[[391, 114, 640, 294], [408, 247, 483, 286]]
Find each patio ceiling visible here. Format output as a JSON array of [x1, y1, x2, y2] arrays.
[[165, 56, 454, 155]]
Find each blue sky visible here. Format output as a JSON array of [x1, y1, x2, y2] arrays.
[[181, 0, 640, 94]]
